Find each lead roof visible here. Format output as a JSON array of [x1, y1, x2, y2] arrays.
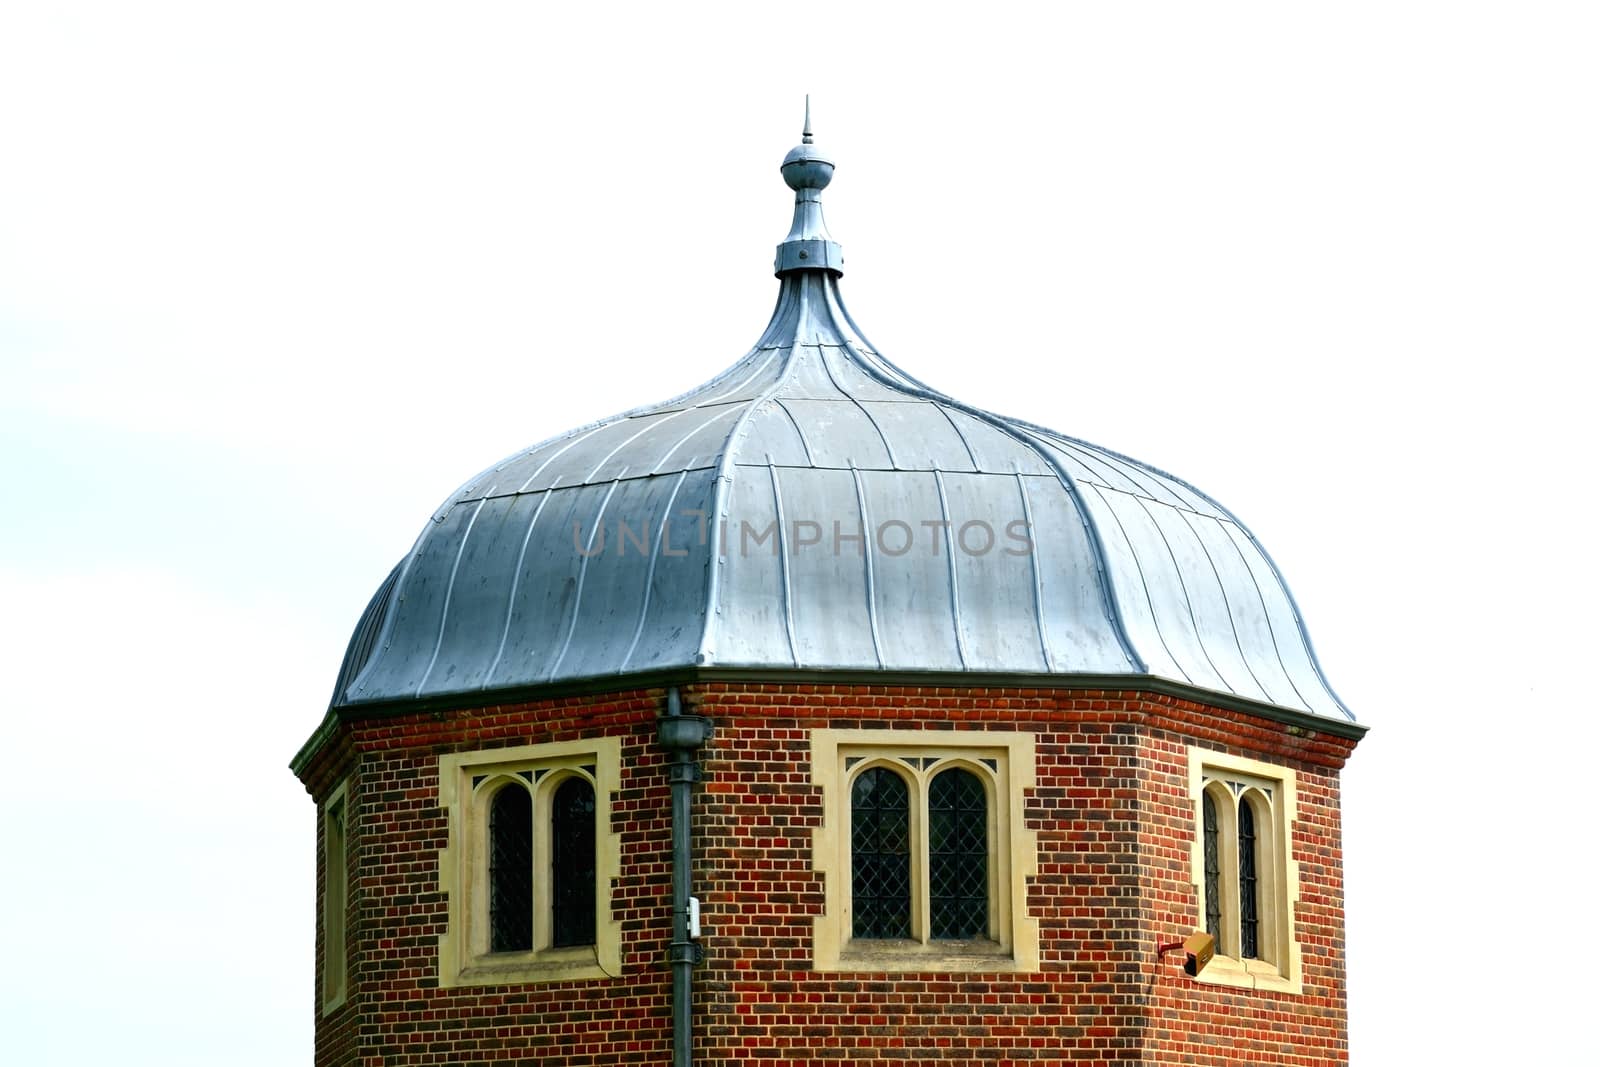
[[327, 115, 1354, 723]]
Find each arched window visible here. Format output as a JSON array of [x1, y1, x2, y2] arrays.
[[814, 733, 1037, 972], [847, 758, 999, 948], [851, 766, 911, 938], [928, 768, 987, 940], [1238, 797, 1259, 960], [439, 740, 621, 986], [1202, 790, 1221, 946], [1189, 751, 1301, 992], [551, 776, 596, 948], [489, 785, 534, 953]]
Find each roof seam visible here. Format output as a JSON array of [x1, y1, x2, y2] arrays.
[[582, 408, 698, 485], [1128, 493, 1236, 693], [1015, 473, 1058, 672], [1059, 478, 1236, 520], [822, 287, 1146, 674], [1043, 432, 1197, 511], [459, 465, 717, 501], [812, 340, 899, 468], [482, 487, 558, 688], [849, 462, 887, 670], [646, 405, 743, 476], [695, 282, 812, 663], [932, 469, 971, 669], [931, 402, 983, 472], [619, 470, 693, 671], [414, 492, 493, 696], [1081, 481, 1182, 680], [1215, 520, 1323, 716], [771, 399, 818, 465], [546, 480, 623, 680], [766, 457, 800, 667], [1172, 507, 1280, 706]]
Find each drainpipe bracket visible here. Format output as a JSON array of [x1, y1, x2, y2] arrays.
[[667, 760, 703, 785], [668, 941, 705, 967]]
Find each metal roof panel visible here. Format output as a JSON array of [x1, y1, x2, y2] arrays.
[[326, 128, 1354, 724]]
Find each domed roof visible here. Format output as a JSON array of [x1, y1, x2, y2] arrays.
[[329, 115, 1353, 723]]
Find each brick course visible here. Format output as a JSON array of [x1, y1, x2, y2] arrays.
[[296, 684, 1356, 1065]]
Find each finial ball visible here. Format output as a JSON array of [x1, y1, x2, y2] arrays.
[[782, 143, 835, 191]]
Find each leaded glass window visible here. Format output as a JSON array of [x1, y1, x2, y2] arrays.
[[1238, 798, 1259, 960], [551, 777, 596, 948], [816, 735, 1038, 971], [851, 767, 911, 939], [1189, 755, 1301, 987], [1203, 791, 1221, 945], [928, 768, 988, 940], [489, 786, 533, 953], [440, 741, 622, 985]]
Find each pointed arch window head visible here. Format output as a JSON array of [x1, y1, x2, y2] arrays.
[[1189, 750, 1303, 994]]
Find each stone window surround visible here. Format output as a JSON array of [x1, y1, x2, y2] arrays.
[[811, 728, 1040, 972], [437, 738, 622, 987], [1188, 747, 1303, 994], [320, 778, 350, 1016]]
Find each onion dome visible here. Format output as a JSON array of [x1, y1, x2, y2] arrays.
[[330, 109, 1353, 723]]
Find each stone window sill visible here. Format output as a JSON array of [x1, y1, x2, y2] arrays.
[[1196, 953, 1303, 995], [833, 937, 1023, 973]]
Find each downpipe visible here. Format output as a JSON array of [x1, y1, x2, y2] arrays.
[[657, 687, 713, 1067]]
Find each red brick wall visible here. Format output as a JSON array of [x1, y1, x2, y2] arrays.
[[309, 735, 360, 1066], [296, 684, 1356, 1065], [1138, 700, 1352, 1065]]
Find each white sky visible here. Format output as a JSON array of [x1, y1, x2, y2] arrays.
[[2, 3, 1595, 1063]]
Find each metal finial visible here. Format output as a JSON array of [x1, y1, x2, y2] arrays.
[[776, 100, 841, 275]]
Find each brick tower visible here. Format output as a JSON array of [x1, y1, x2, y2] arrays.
[[293, 110, 1365, 1065]]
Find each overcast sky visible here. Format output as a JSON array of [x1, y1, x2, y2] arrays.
[[2, 3, 1595, 1063]]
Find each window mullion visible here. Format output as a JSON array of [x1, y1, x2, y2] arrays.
[[988, 768, 1003, 945], [1221, 793, 1240, 959], [1268, 797, 1283, 966], [532, 783, 550, 951], [914, 776, 930, 945]]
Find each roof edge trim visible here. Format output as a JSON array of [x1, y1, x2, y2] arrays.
[[291, 665, 1368, 776]]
